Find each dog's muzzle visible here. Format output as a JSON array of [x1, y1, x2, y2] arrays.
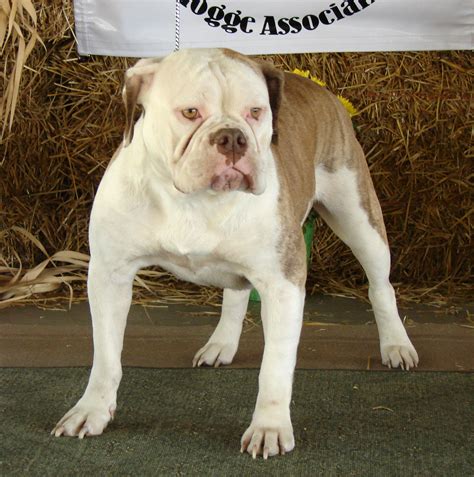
[[210, 128, 255, 192]]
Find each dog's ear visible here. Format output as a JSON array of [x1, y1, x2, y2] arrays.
[[259, 62, 284, 145], [123, 58, 160, 146]]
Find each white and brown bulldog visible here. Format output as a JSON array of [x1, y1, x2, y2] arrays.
[[53, 48, 418, 458]]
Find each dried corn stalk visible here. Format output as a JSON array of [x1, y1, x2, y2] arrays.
[[0, 0, 42, 139]]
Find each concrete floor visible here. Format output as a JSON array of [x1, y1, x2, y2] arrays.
[[0, 295, 473, 371]]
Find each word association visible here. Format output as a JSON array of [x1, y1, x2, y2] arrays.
[[179, 0, 376, 35]]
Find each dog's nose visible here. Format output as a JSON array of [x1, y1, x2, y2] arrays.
[[211, 128, 248, 162]]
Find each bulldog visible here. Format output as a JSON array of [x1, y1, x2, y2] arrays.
[[52, 48, 418, 458]]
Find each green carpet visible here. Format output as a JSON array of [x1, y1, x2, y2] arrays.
[[1, 368, 473, 476]]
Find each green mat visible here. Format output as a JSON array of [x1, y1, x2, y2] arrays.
[[1, 369, 473, 476]]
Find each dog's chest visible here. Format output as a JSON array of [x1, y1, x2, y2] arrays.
[[148, 207, 254, 289], [156, 250, 250, 289]]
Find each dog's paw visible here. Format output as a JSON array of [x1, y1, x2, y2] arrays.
[[240, 413, 295, 459], [52, 401, 115, 438], [241, 423, 295, 459], [192, 341, 237, 368], [381, 341, 419, 370]]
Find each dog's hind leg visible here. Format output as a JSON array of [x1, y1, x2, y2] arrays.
[[193, 288, 250, 367], [314, 155, 418, 369]]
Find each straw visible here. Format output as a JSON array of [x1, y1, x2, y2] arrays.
[[0, 2, 472, 309]]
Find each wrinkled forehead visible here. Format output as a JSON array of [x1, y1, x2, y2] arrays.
[[154, 50, 269, 106]]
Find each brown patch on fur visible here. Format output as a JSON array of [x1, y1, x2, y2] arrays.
[[270, 73, 321, 285], [269, 71, 389, 283], [278, 222, 307, 288]]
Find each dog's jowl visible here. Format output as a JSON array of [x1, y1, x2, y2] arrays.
[[52, 49, 418, 458]]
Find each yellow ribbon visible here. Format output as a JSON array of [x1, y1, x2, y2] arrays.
[[292, 68, 358, 118]]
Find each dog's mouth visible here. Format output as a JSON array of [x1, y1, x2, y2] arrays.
[[173, 168, 254, 194], [210, 167, 254, 192]]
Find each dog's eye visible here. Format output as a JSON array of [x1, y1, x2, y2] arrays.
[[250, 107, 262, 120], [182, 108, 200, 120]]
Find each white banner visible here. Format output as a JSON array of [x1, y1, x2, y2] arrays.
[[74, 0, 473, 57]]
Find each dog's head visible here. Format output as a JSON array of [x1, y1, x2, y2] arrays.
[[122, 49, 284, 195]]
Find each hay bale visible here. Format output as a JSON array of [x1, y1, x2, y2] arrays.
[[1, 2, 472, 308]]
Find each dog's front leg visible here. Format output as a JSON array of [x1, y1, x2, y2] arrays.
[[241, 279, 304, 459], [52, 257, 136, 438]]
